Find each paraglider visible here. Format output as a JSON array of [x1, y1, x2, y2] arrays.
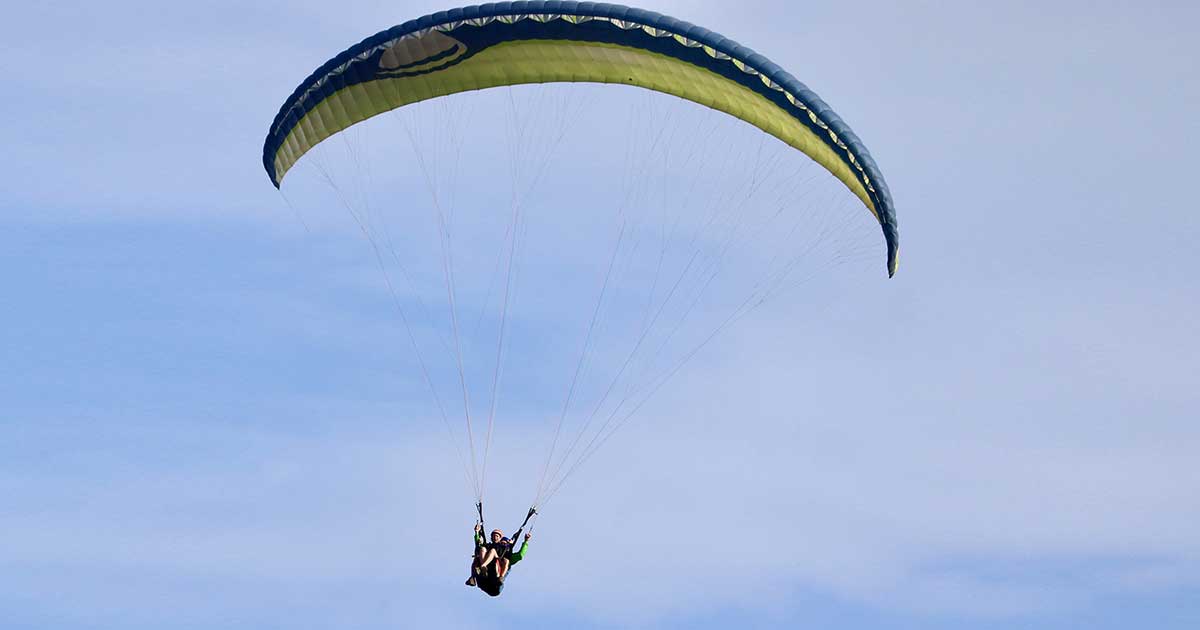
[[263, 2, 899, 596], [467, 524, 532, 597]]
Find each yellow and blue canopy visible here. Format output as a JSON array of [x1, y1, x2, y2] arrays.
[[262, 2, 899, 275]]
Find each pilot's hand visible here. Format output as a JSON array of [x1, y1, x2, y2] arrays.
[[524, 532, 532, 541]]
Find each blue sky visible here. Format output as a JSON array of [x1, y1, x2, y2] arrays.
[[3, 1, 1198, 628]]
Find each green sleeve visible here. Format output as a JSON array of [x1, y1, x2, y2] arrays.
[[510, 540, 529, 564]]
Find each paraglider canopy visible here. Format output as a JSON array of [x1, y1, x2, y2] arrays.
[[262, 1, 899, 276]]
